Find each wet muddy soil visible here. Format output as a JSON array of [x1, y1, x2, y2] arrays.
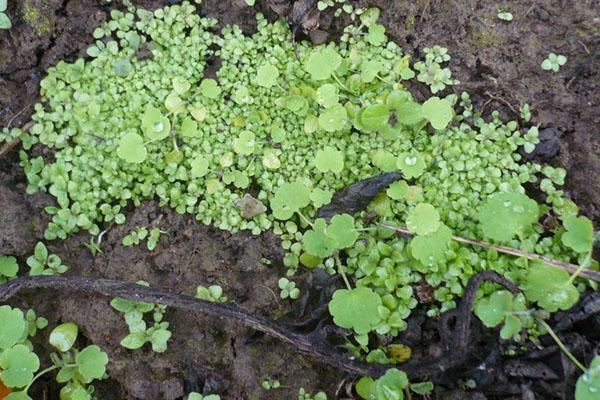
[[0, 0, 599, 399]]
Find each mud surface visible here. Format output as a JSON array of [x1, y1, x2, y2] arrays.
[[0, 0, 599, 399]]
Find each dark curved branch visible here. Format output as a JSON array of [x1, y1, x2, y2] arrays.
[[0, 271, 518, 380]]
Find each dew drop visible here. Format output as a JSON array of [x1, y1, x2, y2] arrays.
[[589, 386, 597, 393], [503, 201, 511, 207], [154, 122, 164, 132], [513, 205, 525, 214], [405, 156, 417, 166]]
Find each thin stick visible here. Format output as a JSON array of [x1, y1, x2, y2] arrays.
[[377, 223, 600, 282]]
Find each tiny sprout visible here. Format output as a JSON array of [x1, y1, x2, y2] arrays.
[[497, 11, 513, 21], [278, 278, 300, 300], [541, 53, 567, 72]]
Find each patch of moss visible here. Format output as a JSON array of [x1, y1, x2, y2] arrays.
[[471, 25, 501, 48], [22, 0, 54, 36]]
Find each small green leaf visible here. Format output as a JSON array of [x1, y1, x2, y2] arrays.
[[576, 356, 600, 400], [316, 84, 339, 108], [0, 306, 27, 350], [328, 287, 382, 334], [478, 192, 539, 242], [561, 215, 593, 253], [233, 131, 255, 155], [49, 322, 79, 352], [306, 47, 342, 81], [409, 224, 452, 265], [113, 59, 133, 77], [0, 13, 12, 30], [200, 79, 221, 99], [327, 214, 358, 249], [315, 147, 344, 173], [361, 104, 390, 131], [117, 133, 147, 163], [0, 256, 18, 278], [310, 188, 332, 208], [367, 24, 386, 46], [172, 77, 191, 95], [422, 97, 454, 130], [523, 262, 579, 312], [0, 344, 40, 388], [406, 203, 440, 235], [270, 182, 311, 220], [76, 345, 109, 383], [410, 381, 434, 395], [141, 105, 170, 140], [256, 63, 279, 88], [396, 152, 426, 179], [190, 157, 209, 178], [302, 219, 336, 258], [318, 104, 348, 132], [371, 150, 397, 172], [165, 93, 185, 114]]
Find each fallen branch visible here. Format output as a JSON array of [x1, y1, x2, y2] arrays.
[[377, 223, 600, 282], [0, 272, 512, 380]]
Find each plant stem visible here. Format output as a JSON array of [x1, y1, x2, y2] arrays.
[[23, 364, 61, 393], [537, 318, 587, 372], [567, 253, 591, 285], [376, 223, 600, 282], [296, 210, 314, 228], [332, 73, 352, 93], [334, 252, 352, 291]]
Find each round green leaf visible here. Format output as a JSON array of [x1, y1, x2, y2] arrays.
[[576, 356, 600, 400], [318, 104, 348, 132], [256, 63, 279, 88], [396, 152, 426, 179], [76, 345, 109, 382], [0, 256, 18, 278], [190, 157, 209, 178], [361, 104, 390, 131], [478, 192, 539, 242], [523, 262, 579, 312], [270, 182, 311, 220], [0, 306, 27, 350], [422, 97, 453, 130], [406, 203, 440, 235], [49, 322, 79, 352], [409, 224, 452, 265], [117, 132, 147, 164], [316, 84, 339, 108], [200, 79, 221, 99], [315, 147, 344, 174], [141, 105, 170, 140], [327, 214, 358, 249], [0, 344, 40, 388], [328, 287, 382, 334], [305, 47, 342, 81], [561, 215, 593, 254]]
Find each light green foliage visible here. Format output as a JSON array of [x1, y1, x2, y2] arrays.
[[328, 287, 382, 334], [315, 147, 344, 173], [298, 388, 327, 400], [278, 278, 300, 299], [302, 214, 359, 258], [0, 307, 106, 399], [415, 46, 458, 93], [561, 215, 593, 254], [409, 224, 452, 266], [395, 152, 425, 178], [49, 323, 79, 352], [27, 242, 68, 276], [474, 291, 529, 340], [541, 53, 567, 72], [306, 47, 341, 81], [0, 255, 18, 283], [422, 97, 453, 130], [261, 378, 281, 390], [576, 356, 600, 400], [523, 262, 579, 312], [111, 284, 171, 353], [406, 203, 440, 235], [195, 285, 228, 302], [356, 368, 408, 400], [188, 393, 220, 400], [11, 1, 597, 371], [497, 11, 513, 21], [478, 192, 539, 242], [0, 0, 10, 30], [256, 63, 280, 88]]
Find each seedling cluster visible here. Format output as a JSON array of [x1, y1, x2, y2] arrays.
[[0, 0, 597, 398]]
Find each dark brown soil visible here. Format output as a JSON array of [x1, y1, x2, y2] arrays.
[[0, 1, 599, 399]]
